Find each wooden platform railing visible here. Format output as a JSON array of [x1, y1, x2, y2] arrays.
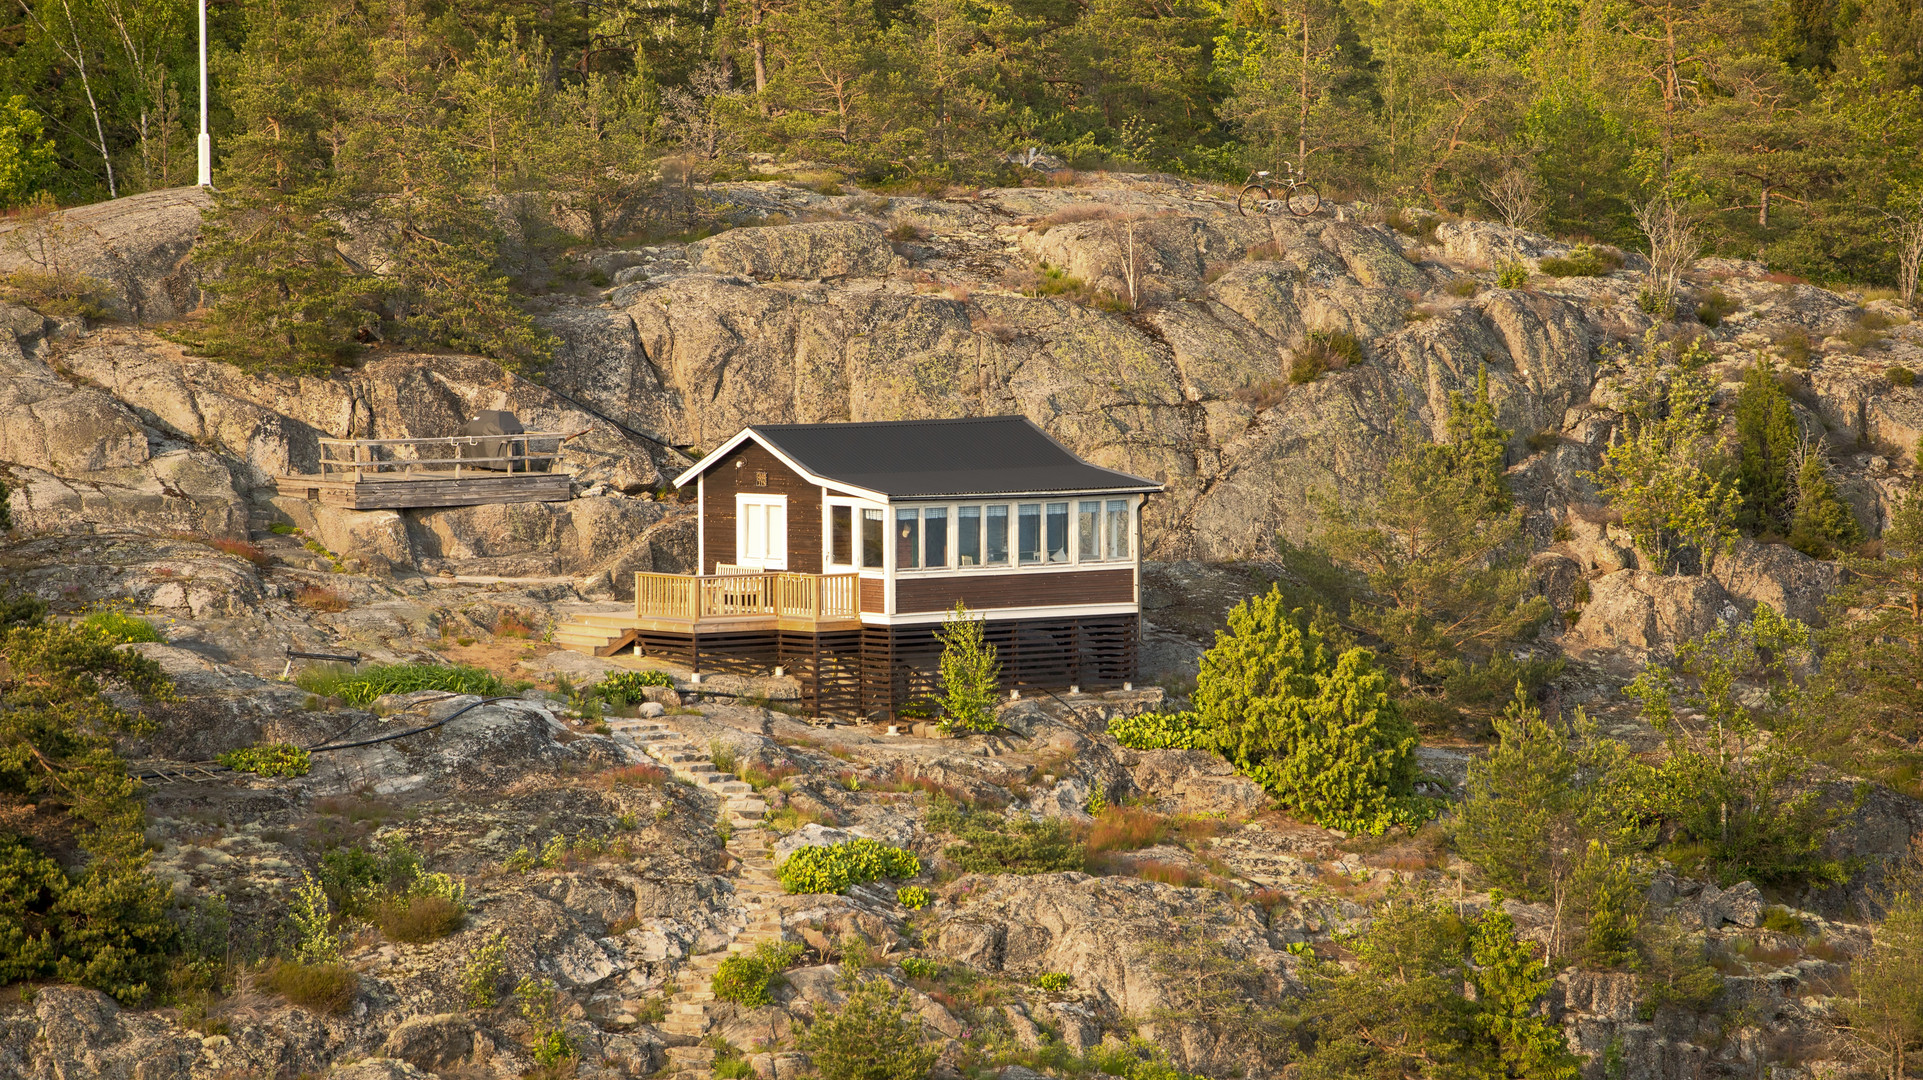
[[634, 572, 860, 624], [317, 433, 572, 479]]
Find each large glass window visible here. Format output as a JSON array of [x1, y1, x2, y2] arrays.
[[1106, 499, 1130, 559], [1077, 501, 1100, 561], [959, 506, 982, 566], [1018, 504, 1042, 564], [862, 509, 885, 568], [1046, 503, 1069, 562], [831, 505, 853, 565], [896, 508, 920, 569], [985, 505, 1009, 565], [923, 507, 947, 568]]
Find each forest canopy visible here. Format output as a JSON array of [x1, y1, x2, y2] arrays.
[[1, 0, 1919, 289]]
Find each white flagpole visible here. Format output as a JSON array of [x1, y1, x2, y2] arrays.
[[196, 0, 211, 186]]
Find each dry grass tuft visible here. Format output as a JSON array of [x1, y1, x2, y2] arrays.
[[373, 894, 466, 943], [294, 585, 349, 613], [259, 961, 359, 1014]]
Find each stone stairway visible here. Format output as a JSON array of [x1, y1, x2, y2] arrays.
[[609, 717, 790, 1077]]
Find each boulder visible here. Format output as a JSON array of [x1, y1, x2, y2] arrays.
[[316, 506, 413, 571], [0, 187, 212, 321], [1715, 539, 1842, 624], [328, 1060, 435, 1080], [1561, 570, 1738, 672], [379, 1014, 495, 1072], [774, 822, 875, 864], [690, 221, 897, 280], [1125, 749, 1269, 818]]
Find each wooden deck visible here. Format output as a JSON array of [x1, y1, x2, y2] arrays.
[[274, 431, 574, 509], [552, 572, 862, 655]]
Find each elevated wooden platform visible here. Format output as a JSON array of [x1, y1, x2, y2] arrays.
[[274, 471, 572, 510]]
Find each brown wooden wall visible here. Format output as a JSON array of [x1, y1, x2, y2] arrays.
[[895, 568, 1135, 613], [702, 442, 822, 574], [860, 578, 885, 612]]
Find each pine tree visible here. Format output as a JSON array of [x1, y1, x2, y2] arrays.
[[1733, 355, 1798, 534], [1787, 442, 1863, 558], [1194, 587, 1421, 834], [1316, 369, 1547, 670], [1450, 688, 1576, 901], [799, 961, 940, 1080]]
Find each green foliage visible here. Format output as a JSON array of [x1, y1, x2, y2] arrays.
[[1807, 469, 1923, 792], [0, 479, 11, 534], [778, 839, 921, 894], [594, 669, 676, 704], [1585, 332, 1740, 575], [1450, 689, 1579, 901], [1, 612, 176, 1003], [294, 663, 506, 707], [1566, 843, 1648, 970], [1538, 245, 1619, 277], [259, 960, 359, 1014], [288, 872, 340, 965], [463, 930, 510, 1008], [1635, 919, 1723, 1017], [1106, 710, 1208, 751], [895, 886, 930, 910], [1695, 288, 1738, 328], [1192, 588, 1425, 835], [215, 742, 312, 777], [1733, 356, 1799, 534], [1295, 893, 1578, 1079], [77, 609, 164, 644], [1842, 859, 1923, 1072], [1315, 370, 1549, 672], [797, 961, 940, 1080], [930, 797, 1086, 874], [898, 956, 938, 979], [1627, 606, 1852, 887], [1495, 260, 1530, 288], [517, 976, 578, 1066], [712, 940, 805, 1006], [0, 95, 55, 207], [1032, 971, 1073, 991], [934, 603, 1000, 733], [1788, 444, 1864, 558]]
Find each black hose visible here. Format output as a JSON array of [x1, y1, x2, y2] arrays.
[[133, 695, 529, 781]]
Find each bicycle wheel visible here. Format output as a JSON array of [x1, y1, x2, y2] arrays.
[[1286, 184, 1321, 218], [1236, 183, 1274, 217]]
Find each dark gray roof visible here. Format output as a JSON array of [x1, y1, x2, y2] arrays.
[[741, 416, 1162, 498]]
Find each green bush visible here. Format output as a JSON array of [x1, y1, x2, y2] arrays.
[[712, 940, 805, 1006], [798, 961, 940, 1080], [895, 886, 930, 910], [1108, 710, 1208, 750], [216, 742, 312, 776], [373, 894, 466, 943], [899, 956, 938, 979], [935, 602, 1001, 732], [1537, 244, 1620, 278], [260, 960, 359, 1014], [595, 669, 675, 704], [463, 931, 510, 1008], [78, 609, 164, 644], [295, 662, 506, 706], [1033, 971, 1073, 991], [1695, 287, 1738, 328], [779, 839, 921, 894], [517, 976, 577, 1066], [1193, 587, 1426, 835], [1495, 260, 1529, 288], [1891, 365, 1916, 387]]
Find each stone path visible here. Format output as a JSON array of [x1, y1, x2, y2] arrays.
[[611, 717, 791, 1078]]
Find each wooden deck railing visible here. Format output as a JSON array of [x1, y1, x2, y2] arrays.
[[634, 572, 860, 624], [317, 433, 573, 479]]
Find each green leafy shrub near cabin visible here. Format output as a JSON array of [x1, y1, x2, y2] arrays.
[[1108, 710, 1208, 750], [596, 669, 676, 703], [295, 662, 506, 706], [216, 742, 312, 776], [778, 839, 921, 894]]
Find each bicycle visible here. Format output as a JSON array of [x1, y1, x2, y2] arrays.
[[1236, 165, 1320, 218]]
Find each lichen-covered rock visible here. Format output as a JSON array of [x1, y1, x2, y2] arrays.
[[0, 186, 212, 321], [690, 221, 897, 280], [1562, 570, 1739, 671]]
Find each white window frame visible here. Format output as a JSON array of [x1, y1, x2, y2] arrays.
[[893, 494, 1139, 573], [735, 493, 788, 570]]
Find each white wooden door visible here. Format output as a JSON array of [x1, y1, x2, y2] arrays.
[[735, 495, 788, 570]]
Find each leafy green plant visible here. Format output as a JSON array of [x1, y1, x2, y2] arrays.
[[1108, 710, 1207, 750], [935, 602, 1000, 733], [1495, 260, 1529, 288], [931, 797, 1085, 874], [517, 976, 577, 1066], [895, 886, 930, 910], [711, 940, 804, 1006], [463, 931, 510, 1008], [1538, 245, 1618, 277], [216, 742, 312, 777], [778, 839, 921, 894], [899, 956, 938, 979], [294, 662, 506, 706], [596, 669, 675, 704], [1695, 287, 1737, 327], [288, 872, 341, 964], [1033, 971, 1073, 991], [1891, 365, 1916, 387]]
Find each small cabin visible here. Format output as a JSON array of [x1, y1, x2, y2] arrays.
[[555, 416, 1162, 721]]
